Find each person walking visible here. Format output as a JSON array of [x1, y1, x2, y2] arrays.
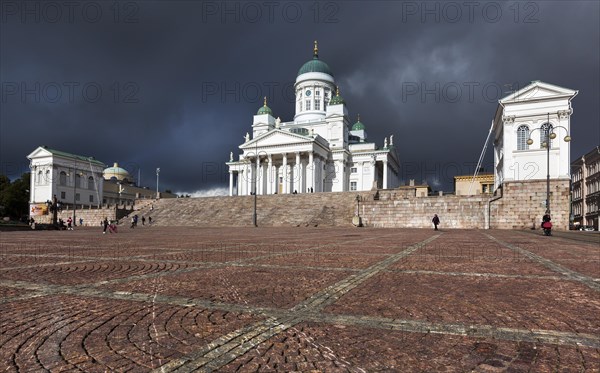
[[142, 216, 146, 226], [103, 217, 109, 234], [432, 214, 440, 231]]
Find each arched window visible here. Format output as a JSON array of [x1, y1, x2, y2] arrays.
[[517, 125, 529, 150], [540, 123, 553, 148], [88, 176, 95, 190], [59, 171, 67, 186], [75, 173, 81, 188], [37, 171, 43, 184], [45, 170, 50, 185]]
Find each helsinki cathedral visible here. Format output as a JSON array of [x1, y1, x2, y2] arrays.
[[227, 41, 400, 196]]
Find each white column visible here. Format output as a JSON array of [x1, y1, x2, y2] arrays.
[[267, 155, 273, 195], [295, 151, 301, 194], [236, 172, 241, 196], [256, 156, 261, 195], [315, 157, 321, 192], [383, 160, 388, 189], [229, 171, 234, 196], [282, 153, 288, 194], [245, 163, 251, 195], [308, 152, 314, 193]]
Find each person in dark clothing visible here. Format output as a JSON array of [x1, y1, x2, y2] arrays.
[[103, 217, 109, 234], [432, 214, 440, 231]]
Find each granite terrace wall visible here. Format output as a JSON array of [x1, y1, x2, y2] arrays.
[[490, 179, 571, 230], [120, 179, 571, 230], [360, 194, 488, 229], [32, 206, 133, 226]]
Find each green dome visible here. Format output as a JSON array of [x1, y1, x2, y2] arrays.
[[257, 105, 272, 115], [330, 87, 345, 105], [257, 97, 273, 115], [298, 57, 334, 77], [103, 163, 131, 181], [352, 121, 365, 131]]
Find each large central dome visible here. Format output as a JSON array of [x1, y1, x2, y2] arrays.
[[297, 41, 334, 77]]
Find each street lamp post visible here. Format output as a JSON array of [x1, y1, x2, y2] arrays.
[[156, 168, 160, 199], [253, 155, 258, 227], [526, 115, 571, 215], [71, 170, 82, 226]]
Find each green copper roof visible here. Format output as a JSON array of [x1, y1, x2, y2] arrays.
[[330, 90, 345, 105], [257, 97, 273, 116], [352, 121, 365, 131], [257, 105, 273, 115], [40, 146, 105, 166], [298, 57, 334, 77]]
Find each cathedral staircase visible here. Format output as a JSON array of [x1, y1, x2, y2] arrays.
[[128, 192, 373, 227]]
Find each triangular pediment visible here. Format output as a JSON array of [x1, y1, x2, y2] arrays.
[[240, 129, 313, 149], [27, 146, 53, 159], [501, 81, 577, 103]]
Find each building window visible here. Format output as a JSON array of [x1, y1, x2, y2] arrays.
[[59, 171, 67, 186], [517, 125, 529, 150], [314, 99, 320, 110], [305, 99, 311, 111], [60, 191, 66, 199], [88, 176, 94, 190], [350, 181, 357, 191], [75, 173, 81, 188], [89, 195, 94, 203], [351, 167, 358, 173], [45, 170, 50, 185], [75, 193, 80, 201], [540, 123, 553, 148]]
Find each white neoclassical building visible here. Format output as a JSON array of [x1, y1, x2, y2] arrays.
[[492, 80, 578, 190], [227, 42, 400, 196], [27, 146, 105, 212]]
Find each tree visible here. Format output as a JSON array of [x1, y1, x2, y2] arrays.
[[0, 173, 30, 219]]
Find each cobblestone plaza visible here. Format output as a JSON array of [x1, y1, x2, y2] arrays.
[[1, 227, 598, 372]]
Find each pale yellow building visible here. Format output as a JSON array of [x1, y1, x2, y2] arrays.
[[454, 174, 494, 196], [102, 163, 177, 205]]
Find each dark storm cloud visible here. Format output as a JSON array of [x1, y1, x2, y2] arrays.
[[1, 0, 598, 192]]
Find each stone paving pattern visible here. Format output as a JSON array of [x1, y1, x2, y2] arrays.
[[0, 227, 598, 372]]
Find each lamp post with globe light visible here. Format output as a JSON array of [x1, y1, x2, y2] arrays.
[[526, 116, 571, 215]]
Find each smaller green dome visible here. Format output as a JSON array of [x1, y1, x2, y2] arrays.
[[329, 86, 345, 105], [257, 97, 273, 116], [352, 115, 365, 131]]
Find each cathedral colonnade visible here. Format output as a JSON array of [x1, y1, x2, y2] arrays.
[[229, 151, 328, 196]]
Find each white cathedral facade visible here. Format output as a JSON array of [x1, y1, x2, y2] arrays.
[[227, 42, 400, 196]]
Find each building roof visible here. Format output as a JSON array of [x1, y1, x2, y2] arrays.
[[454, 173, 494, 181], [103, 162, 132, 181], [297, 41, 334, 77], [256, 96, 273, 116], [329, 86, 345, 105], [34, 146, 105, 166], [352, 114, 365, 131]]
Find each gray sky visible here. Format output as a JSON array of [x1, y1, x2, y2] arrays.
[[1, 0, 598, 194]]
